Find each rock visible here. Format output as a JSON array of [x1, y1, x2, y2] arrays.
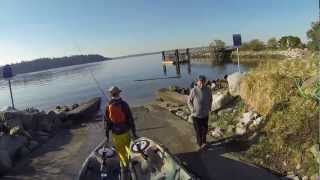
[[9, 126, 22, 136], [36, 131, 50, 137], [252, 116, 264, 126], [66, 97, 101, 121], [227, 125, 235, 134], [38, 116, 54, 133], [210, 121, 219, 128], [183, 107, 191, 114], [210, 128, 223, 138], [3, 117, 23, 130], [309, 144, 320, 164], [0, 135, 28, 159], [71, 104, 79, 110], [48, 111, 62, 127], [302, 176, 308, 180], [22, 113, 38, 131], [27, 140, 39, 151], [1, 111, 37, 131], [211, 90, 233, 111], [18, 146, 30, 158], [0, 106, 16, 112], [227, 72, 243, 96], [38, 135, 49, 142], [187, 116, 193, 124], [239, 111, 255, 127], [63, 120, 73, 128], [235, 124, 246, 135], [217, 107, 233, 116], [168, 107, 179, 114], [24, 107, 39, 113], [0, 150, 12, 174], [176, 111, 188, 120]]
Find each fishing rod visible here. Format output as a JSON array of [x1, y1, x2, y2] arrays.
[[88, 70, 108, 100], [71, 39, 109, 132]]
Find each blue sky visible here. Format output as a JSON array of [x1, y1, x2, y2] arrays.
[[0, 0, 318, 65]]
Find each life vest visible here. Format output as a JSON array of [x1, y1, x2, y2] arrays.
[[108, 101, 126, 124]]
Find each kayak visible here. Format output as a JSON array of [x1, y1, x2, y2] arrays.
[[130, 137, 199, 180], [77, 140, 121, 180], [77, 137, 200, 180]]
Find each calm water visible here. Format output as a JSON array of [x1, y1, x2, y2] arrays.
[[0, 54, 249, 110]]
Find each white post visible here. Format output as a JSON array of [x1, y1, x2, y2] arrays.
[[237, 48, 240, 72]]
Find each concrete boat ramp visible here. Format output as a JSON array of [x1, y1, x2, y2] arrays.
[[2, 104, 280, 180]]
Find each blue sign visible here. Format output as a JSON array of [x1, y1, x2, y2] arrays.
[[233, 34, 242, 47], [2, 65, 13, 78]]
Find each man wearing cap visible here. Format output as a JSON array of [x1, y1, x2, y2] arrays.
[[188, 75, 212, 149], [105, 86, 137, 168]]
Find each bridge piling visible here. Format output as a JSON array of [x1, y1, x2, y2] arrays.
[[175, 49, 181, 75]]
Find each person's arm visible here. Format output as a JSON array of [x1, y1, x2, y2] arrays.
[[187, 88, 195, 113], [124, 102, 137, 137]]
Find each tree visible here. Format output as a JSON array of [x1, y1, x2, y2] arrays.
[[248, 39, 265, 51], [209, 39, 226, 49], [306, 21, 320, 51], [267, 37, 278, 49], [279, 36, 303, 49]]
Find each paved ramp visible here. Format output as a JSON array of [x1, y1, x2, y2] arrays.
[[132, 104, 280, 180], [2, 104, 279, 180]]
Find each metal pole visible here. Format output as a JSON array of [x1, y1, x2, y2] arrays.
[[237, 48, 240, 73], [8, 79, 15, 109]]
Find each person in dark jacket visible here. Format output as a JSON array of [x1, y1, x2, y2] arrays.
[[105, 86, 137, 168]]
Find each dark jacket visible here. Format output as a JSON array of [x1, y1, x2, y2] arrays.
[[105, 98, 136, 135]]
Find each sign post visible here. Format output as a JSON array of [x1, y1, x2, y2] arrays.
[[233, 34, 242, 72], [2, 65, 15, 109]]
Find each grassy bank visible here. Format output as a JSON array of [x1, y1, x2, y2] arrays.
[[239, 56, 319, 177]]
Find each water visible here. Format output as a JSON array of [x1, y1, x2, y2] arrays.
[[0, 54, 249, 110]]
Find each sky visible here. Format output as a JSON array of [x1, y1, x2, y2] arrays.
[[0, 0, 318, 65]]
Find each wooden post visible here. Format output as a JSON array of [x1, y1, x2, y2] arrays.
[[162, 51, 165, 61], [175, 49, 180, 75], [186, 48, 191, 74], [175, 49, 180, 64]]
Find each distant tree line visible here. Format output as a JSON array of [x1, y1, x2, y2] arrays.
[[209, 21, 319, 52], [1, 54, 110, 78]]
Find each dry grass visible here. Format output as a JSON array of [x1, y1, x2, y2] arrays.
[[240, 56, 319, 176], [240, 57, 318, 116]]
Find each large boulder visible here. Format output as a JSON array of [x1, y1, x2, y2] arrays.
[[0, 135, 28, 159], [211, 90, 233, 111], [1, 111, 37, 131], [22, 112, 38, 131], [66, 97, 101, 121], [227, 72, 244, 96], [0, 150, 12, 174]]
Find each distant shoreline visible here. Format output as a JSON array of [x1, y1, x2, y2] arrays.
[[0, 54, 111, 79]]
